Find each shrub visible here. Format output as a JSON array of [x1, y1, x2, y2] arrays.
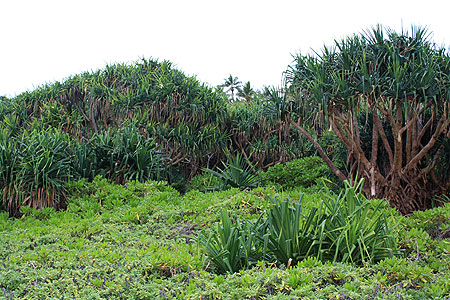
[[321, 179, 398, 264], [1, 129, 72, 216], [187, 172, 221, 192], [197, 179, 398, 273], [0, 128, 21, 214], [194, 211, 264, 274], [205, 152, 260, 191], [261, 156, 329, 189], [260, 196, 325, 266], [72, 127, 168, 184]]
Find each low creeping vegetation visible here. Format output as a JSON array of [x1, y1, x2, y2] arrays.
[[0, 177, 449, 299]]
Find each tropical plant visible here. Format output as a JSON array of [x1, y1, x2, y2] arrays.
[[205, 152, 260, 190], [71, 141, 96, 181], [198, 181, 398, 273], [220, 75, 242, 101], [73, 127, 167, 184], [0, 129, 72, 216], [261, 195, 325, 265], [187, 172, 221, 192], [195, 211, 263, 274], [2, 57, 315, 191], [0, 128, 21, 215], [285, 25, 450, 214], [237, 81, 255, 101], [4, 59, 232, 182], [321, 179, 398, 264], [112, 126, 167, 183], [261, 156, 330, 189]]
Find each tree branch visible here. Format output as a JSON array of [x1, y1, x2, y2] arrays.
[[370, 111, 379, 196], [289, 119, 347, 182], [373, 111, 394, 166], [405, 104, 448, 172], [417, 109, 435, 143]]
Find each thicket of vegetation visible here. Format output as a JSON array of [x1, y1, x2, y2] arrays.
[[0, 59, 314, 216], [1, 25, 450, 299]]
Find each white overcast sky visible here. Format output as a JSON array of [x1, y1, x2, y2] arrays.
[[1, 0, 449, 97]]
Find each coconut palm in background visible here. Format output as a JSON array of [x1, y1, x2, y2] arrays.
[[0, 59, 306, 215], [285, 25, 450, 214], [237, 81, 255, 102], [221, 75, 242, 101]]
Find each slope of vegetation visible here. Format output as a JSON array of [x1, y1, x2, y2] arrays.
[[0, 59, 313, 216]]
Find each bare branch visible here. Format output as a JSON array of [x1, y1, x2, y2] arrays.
[[373, 111, 394, 166], [405, 104, 448, 172], [418, 109, 436, 143], [290, 119, 347, 182]]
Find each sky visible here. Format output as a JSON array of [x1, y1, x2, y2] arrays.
[[1, 0, 449, 97]]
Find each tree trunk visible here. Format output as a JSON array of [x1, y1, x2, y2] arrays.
[[291, 100, 449, 215], [289, 119, 347, 182]]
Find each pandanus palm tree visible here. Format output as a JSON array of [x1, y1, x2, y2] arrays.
[[285, 25, 450, 214]]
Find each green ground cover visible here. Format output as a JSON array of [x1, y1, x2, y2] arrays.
[[1, 177, 449, 299]]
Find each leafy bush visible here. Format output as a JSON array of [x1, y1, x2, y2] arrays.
[[72, 127, 167, 184], [187, 172, 221, 192], [108, 126, 168, 183], [261, 156, 330, 189]]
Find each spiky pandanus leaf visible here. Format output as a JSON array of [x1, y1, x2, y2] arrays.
[[286, 25, 450, 213]]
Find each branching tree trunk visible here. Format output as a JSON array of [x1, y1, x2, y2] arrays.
[[285, 26, 450, 214]]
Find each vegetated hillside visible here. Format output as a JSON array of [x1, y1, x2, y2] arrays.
[[1, 58, 305, 172], [0, 58, 313, 216], [2, 59, 231, 176]]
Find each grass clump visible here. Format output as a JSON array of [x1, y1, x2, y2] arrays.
[[204, 152, 260, 191], [197, 179, 398, 274]]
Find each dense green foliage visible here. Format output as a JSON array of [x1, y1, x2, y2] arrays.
[[0, 58, 311, 215], [0, 125, 166, 216], [285, 26, 450, 213], [1, 25, 450, 300], [261, 156, 330, 189], [204, 152, 261, 191], [1, 178, 449, 299], [72, 127, 167, 183], [195, 211, 264, 274], [320, 179, 398, 264], [197, 180, 397, 273], [186, 172, 221, 192], [0, 128, 72, 215]]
